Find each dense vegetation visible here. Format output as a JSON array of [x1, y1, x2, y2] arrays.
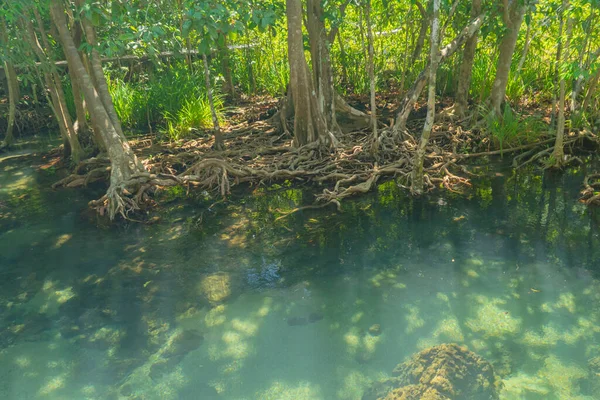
[[1, 0, 600, 219]]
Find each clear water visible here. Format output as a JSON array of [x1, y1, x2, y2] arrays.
[[2, 149, 600, 399]]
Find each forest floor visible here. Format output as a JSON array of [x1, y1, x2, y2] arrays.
[[30, 94, 600, 219]]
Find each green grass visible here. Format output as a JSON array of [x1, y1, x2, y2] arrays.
[[109, 79, 146, 130], [107, 65, 223, 139], [483, 106, 546, 153], [163, 94, 224, 141]]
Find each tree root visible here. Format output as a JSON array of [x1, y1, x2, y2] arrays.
[[581, 174, 600, 206], [274, 200, 341, 221], [53, 113, 597, 220]]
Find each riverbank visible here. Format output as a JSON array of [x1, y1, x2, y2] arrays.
[[27, 97, 595, 221]]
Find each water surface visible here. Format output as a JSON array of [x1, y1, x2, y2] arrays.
[[1, 149, 600, 399]]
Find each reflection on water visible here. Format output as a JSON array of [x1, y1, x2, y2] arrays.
[[1, 152, 600, 399]]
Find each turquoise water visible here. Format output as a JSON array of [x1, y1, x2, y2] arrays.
[[1, 149, 600, 399]]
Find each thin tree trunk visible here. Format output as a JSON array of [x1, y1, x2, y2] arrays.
[[571, 7, 595, 112], [515, 18, 532, 76], [33, 10, 84, 162], [411, 0, 429, 64], [412, 0, 440, 194], [202, 53, 224, 150], [244, 27, 256, 94], [219, 36, 235, 99], [0, 20, 16, 148], [393, 12, 486, 134], [185, 37, 194, 73], [51, 1, 143, 218], [582, 67, 600, 111], [489, 2, 526, 115], [455, 0, 482, 116], [552, 3, 573, 167], [399, 6, 413, 94], [551, 5, 566, 128], [365, 0, 378, 154], [572, 51, 600, 113], [337, 31, 349, 88], [25, 14, 83, 162], [1, 60, 17, 148]]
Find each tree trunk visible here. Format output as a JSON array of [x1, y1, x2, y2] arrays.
[[365, 0, 378, 155], [0, 19, 16, 148], [571, 7, 595, 112], [552, 3, 573, 167], [551, 5, 566, 128], [51, 1, 144, 218], [412, 0, 429, 64], [336, 31, 349, 88], [393, 12, 486, 134], [572, 48, 600, 112], [412, 0, 440, 194], [1, 60, 17, 148], [515, 18, 532, 76], [455, 0, 482, 116], [25, 14, 83, 162], [202, 53, 224, 150], [489, 2, 526, 115], [582, 67, 600, 111], [66, 21, 100, 149], [306, 0, 338, 133], [399, 5, 413, 94], [219, 36, 235, 99], [75, 0, 124, 139], [286, 0, 329, 146], [244, 28, 256, 94]]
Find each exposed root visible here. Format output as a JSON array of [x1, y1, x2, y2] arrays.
[[53, 110, 600, 219], [274, 200, 341, 221], [581, 174, 600, 206]]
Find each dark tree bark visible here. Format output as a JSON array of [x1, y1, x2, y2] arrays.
[[455, 0, 482, 116], [412, 0, 430, 64]]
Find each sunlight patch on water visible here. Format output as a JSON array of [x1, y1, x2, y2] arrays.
[[403, 304, 425, 333], [52, 234, 72, 249], [465, 296, 521, 338], [257, 380, 322, 400], [25, 282, 75, 316]]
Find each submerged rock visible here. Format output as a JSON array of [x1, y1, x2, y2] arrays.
[[199, 272, 234, 304], [287, 311, 324, 326], [363, 343, 501, 400], [384, 385, 446, 400], [308, 312, 324, 323], [369, 324, 382, 336]]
